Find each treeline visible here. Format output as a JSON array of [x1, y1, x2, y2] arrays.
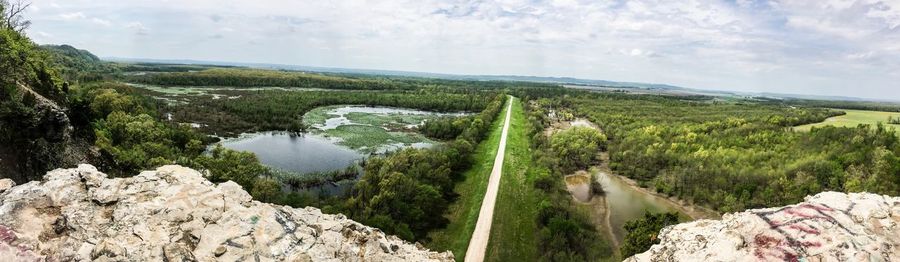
[[537, 92, 900, 213], [127, 67, 560, 92], [128, 68, 417, 90], [344, 95, 507, 240], [419, 116, 476, 140], [888, 116, 900, 125], [171, 89, 494, 136], [521, 97, 614, 261]]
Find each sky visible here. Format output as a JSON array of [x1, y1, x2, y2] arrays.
[[22, 0, 900, 100]]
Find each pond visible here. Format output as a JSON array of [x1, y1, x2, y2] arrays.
[[595, 170, 688, 243], [218, 132, 364, 174]]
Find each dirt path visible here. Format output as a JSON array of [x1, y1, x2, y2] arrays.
[[464, 96, 513, 262]]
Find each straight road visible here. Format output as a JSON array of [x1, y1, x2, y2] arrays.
[[464, 96, 514, 262]]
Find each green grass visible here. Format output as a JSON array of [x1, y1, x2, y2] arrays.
[[794, 109, 900, 132], [303, 105, 444, 152], [426, 97, 511, 260], [484, 98, 541, 261], [302, 105, 341, 127], [321, 125, 432, 152], [345, 112, 431, 127]]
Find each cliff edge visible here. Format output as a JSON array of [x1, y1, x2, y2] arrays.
[[627, 192, 900, 261], [0, 165, 454, 261]]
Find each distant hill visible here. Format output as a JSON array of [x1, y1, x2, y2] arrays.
[[41, 44, 101, 63], [40, 44, 117, 81]]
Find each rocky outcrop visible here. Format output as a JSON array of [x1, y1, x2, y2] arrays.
[[0, 165, 453, 261], [627, 192, 900, 261]]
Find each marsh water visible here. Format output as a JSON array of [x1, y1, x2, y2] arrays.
[[214, 106, 466, 195], [566, 170, 687, 244], [312, 106, 467, 130], [219, 132, 364, 174]]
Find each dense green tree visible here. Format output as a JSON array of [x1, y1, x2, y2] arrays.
[[620, 212, 679, 258], [251, 177, 282, 203], [195, 144, 268, 190], [550, 126, 606, 173]]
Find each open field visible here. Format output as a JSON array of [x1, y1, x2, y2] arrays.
[[793, 109, 900, 131], [484, 98, 541, 261], [426, 98, 510, 260]]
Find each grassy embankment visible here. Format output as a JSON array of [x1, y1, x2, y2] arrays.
[[427, 98, 511, 260], [793, 109, 900, 131], [484, 98, 542, 261]]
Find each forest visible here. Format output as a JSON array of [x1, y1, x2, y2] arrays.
[[520, 91, 900, 213]]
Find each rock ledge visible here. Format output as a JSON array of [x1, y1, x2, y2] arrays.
[[0, 164, 454, 261], [627, 192, 900, 261]]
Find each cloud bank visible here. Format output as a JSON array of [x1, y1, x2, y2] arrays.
[[24, 0, 900, 100]]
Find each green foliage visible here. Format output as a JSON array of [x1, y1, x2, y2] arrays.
[[550, 126, 606, 173], [619, 212, 679, 258], [93, 111, 204, 175], [195, 144, 268, 189], [889, 116, 900, 125], [251, 177, 282, 203], [536, 200, 611, 261], [420, 116, 473, 140]]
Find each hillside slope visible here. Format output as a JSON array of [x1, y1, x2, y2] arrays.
[[627, 192, 899, 261], [0, 165, 453, 261]]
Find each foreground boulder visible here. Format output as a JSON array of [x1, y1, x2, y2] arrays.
[[627, 192, 900, 261], [0, 165, 453, 261]]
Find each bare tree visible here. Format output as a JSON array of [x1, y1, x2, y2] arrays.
[[1, 0, 31, 33]]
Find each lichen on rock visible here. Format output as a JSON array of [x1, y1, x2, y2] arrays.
[[626, 192, 900, 262], [0, 164, 454, 261]]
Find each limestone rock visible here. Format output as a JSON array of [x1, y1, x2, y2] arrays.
[[0, 179, 14, 193], [0, 165, 454, 261], [627, 192, 900, 262]]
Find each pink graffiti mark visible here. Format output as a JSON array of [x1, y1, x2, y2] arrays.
[[0, 224, 38, 258], [749, 202, 855, 262]]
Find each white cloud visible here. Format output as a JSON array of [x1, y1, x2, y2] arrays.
[[126, 22, 149, 36], [90, 17, 111, 26], [847, 51, 875, 60], [59, 12, 86, 20]]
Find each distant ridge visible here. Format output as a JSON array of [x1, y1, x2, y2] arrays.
[[104, 57, 900, 103]]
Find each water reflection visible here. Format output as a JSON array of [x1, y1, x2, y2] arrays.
[[219, 132, 364, 174], [595, 171, 686, 243]]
